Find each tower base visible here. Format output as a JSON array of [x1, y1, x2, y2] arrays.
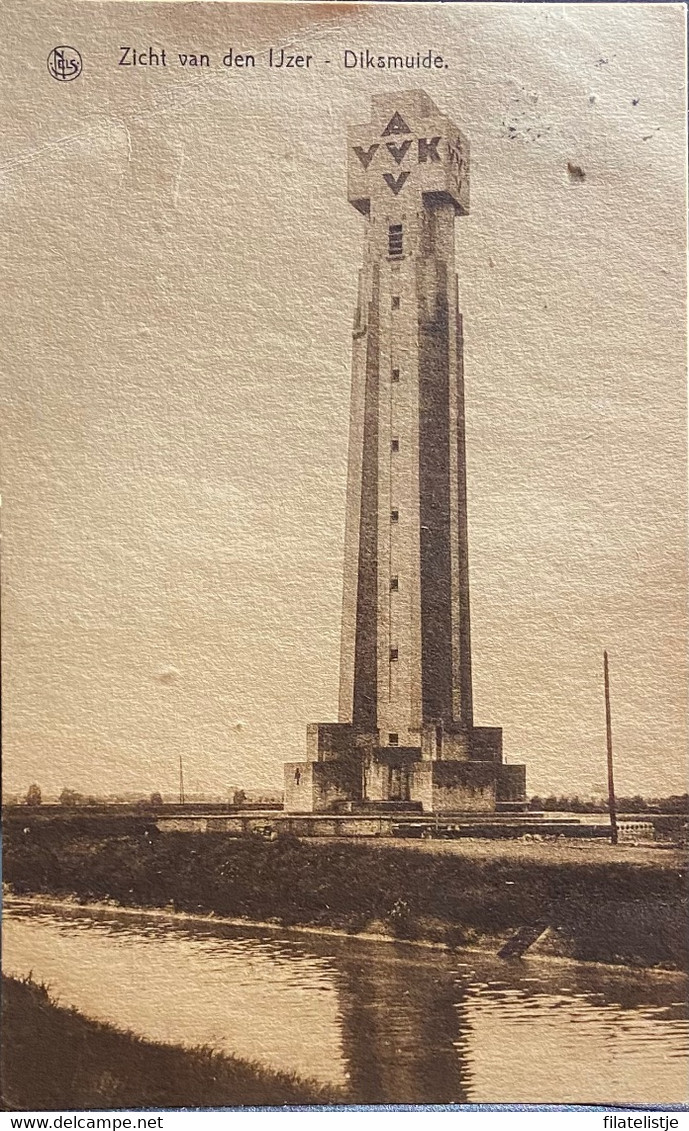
[[284, 723, 525, 815]]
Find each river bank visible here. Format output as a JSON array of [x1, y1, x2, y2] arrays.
[[1, 974, 341, 1110], [7, 890, 689, 980], [4, 823, 688, 969]]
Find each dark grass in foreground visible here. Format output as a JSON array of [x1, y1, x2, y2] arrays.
[[1, 975, 342, 1110]]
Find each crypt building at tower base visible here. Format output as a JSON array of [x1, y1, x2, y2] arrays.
[[284, 91, 526, 815]]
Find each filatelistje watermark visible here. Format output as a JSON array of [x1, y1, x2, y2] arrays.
[[603, 1119, 682, 1129]]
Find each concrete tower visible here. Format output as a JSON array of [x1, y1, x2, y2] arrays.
[[285, 91, 526, 814]]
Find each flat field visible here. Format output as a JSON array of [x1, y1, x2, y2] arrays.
[[323, 835, 687, 870]]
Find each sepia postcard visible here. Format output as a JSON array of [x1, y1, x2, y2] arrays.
[[1, 0, 687, 1114]]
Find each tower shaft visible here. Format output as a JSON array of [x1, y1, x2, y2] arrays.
[[339, 196, 474, 750]]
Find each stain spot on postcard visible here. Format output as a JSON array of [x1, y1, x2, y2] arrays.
[[155, 667, 179, 684], [567, 162, 586, 183]]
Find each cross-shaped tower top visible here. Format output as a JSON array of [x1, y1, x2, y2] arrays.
[[347, 90, 469, 217]]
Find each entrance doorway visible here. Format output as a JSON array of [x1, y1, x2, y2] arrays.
[[388, 766, 410, 802]]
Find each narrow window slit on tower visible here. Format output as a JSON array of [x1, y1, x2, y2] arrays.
[[390, 576, 399, 591], [391, 438, 399, 452], [390, 509, 399, 522], [388, 224, 403, 257], [391, 296, 400, 310], [388, 733, 399, 747], [391, 368, 400, 382], [389, 647, 399, 661]]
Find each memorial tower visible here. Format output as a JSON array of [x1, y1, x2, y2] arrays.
[[285, 91, 526, 813]]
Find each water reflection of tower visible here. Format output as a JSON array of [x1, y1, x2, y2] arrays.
[[332, 945, 473, 1103]]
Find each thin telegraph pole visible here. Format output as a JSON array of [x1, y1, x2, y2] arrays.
[[603, 650, 618, 845], [179, 755, 186, 805]]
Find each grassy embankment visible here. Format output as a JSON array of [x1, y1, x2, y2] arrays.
[[1, 975, 341, 1110], [5, 814, 688, 968]]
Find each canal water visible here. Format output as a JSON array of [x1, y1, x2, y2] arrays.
[[3, 899, 688, 1105]]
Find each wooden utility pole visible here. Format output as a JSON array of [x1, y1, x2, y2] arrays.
[[603, 650, 618, 845], [179, 755, 186, 805]]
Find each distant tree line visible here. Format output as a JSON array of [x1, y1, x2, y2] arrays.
[[13, 787, 167, 808], [529, 793, 689, 814], [24, 784, 42, 806], [57, 789, 166, 809], [12, 785, 688, 815], [11, 786, 282, 808]]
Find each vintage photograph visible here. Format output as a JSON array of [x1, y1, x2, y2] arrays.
[[1, 0, 687, 1110]]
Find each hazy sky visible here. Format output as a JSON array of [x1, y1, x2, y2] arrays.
[[2, 2, 686, 798]]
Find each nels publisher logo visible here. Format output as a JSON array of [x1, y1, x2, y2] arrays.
[[47, 45, 83, 81]]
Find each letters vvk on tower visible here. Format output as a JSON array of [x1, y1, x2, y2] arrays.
[[285, 92, 527, 814]]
